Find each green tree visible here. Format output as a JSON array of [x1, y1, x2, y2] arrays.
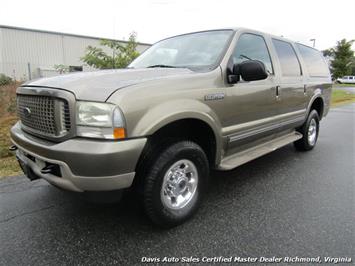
[[54, 64, 69, 74], [351, 57, 355, 75], [322, 39, 354, 79], [81, 32, 140, 69], [0, 73, 12, 86]]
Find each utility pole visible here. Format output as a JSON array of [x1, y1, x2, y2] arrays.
[[27, 62, 32, 80], [310, 38, 316, 48]]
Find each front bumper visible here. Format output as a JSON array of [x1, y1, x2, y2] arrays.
[[10, 122, 147, 192]]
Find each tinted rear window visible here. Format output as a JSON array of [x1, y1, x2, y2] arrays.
[[296, 44, 329, 77], [272, 39, 301, 77]]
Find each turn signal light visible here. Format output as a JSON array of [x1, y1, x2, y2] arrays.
[[113, 127, 126, 139]]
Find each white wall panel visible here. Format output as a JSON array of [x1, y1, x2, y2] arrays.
[[0, 26, 150, 80]]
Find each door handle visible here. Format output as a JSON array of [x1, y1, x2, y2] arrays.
[[275, 85, 280, 97]]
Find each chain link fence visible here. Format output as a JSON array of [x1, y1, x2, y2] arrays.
[[0, 62, 87, 81]]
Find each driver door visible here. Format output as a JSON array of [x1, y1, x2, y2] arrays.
[[223, 32, 278, 153]]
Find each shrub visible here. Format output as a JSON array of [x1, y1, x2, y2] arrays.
[[0, 74, 12, 86]]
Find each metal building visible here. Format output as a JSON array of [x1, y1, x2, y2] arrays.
[[0, 25, 151, 80]]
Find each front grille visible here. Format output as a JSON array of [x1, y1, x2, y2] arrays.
[[17, 94, 71, 138]]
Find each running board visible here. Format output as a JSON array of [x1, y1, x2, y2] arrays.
[[218, 131, 303, 170]]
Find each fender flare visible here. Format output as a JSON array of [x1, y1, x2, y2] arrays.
[[131, 99, 223, 165], [305, 89, 324, 120]]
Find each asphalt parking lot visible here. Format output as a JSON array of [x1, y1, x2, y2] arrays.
[[0, 104, 354, 265]]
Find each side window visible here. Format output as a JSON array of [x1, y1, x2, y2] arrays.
[[233, 33, 273, 74], [272, 39, 301, 77], [296, 43, 329, 77]]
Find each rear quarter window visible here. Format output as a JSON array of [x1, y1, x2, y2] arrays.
[[296, 44, 330, 77]]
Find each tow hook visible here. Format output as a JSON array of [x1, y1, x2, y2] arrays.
[[9, 145, 18, 151], [41, 165, 56, 174]]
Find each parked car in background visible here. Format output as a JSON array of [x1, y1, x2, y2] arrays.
[[10, 28, 331, 227], [336, 76, 355, 84]]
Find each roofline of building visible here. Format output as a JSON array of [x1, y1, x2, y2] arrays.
[[0, 24, 151, 46]]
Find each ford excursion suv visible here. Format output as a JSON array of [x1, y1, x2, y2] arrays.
[[10, 28, 331, 227]]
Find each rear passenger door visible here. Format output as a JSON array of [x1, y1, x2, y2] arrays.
[[271, 39, 306, 123]]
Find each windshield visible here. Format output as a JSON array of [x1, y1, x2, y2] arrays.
[[129, 30, 234, 70]]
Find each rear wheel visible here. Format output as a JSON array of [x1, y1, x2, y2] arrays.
[[143, 141, 209, 228], [294, 110, 320, 151]]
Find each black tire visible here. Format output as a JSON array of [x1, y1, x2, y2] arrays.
[[294, 110, 320, 151], [143, 140, 209, 228]]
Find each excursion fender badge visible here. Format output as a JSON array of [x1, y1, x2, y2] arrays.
[[204, 93, 225, 101]]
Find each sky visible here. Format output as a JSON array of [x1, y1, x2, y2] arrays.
[[0, 0, 354, 50]]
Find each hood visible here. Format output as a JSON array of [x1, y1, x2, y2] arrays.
[[22, 68, 194, 101]]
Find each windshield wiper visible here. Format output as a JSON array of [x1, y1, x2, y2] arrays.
[[239, 54, 253, 60], [147, 64, 177, 68]]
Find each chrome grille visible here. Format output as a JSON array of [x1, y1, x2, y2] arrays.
[[62, 101, 71, 132], [17, 94, 71, 138]]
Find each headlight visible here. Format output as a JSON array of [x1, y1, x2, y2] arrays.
[[76, 101, 126, 140]]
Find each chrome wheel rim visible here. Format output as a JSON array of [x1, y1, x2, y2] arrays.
[[308, 118, 317, 146], [161, 159, 198, 210]]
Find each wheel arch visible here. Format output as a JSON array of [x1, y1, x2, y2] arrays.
[[148, 118, 219, 166], [307, 92, 325, 120], [132, 117, 221, 193], [131, 99, 223, 166]]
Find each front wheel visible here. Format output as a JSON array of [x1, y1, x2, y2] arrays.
[[294, 110, 320, 151], [143, 141, 209, 228]]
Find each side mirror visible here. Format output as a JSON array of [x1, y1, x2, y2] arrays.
[[228, 60, 268, 83]]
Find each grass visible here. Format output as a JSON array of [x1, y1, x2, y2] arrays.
[[332, 83, 355, 87], [330, 89, 355, 107], [0, 116, 21, 178], [0, 82, 21, 178], [0, 116, 18, 157], [0, 156, 21, 178]]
